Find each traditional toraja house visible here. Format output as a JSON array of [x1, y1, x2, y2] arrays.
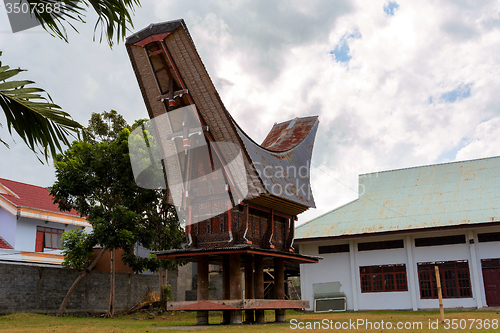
[[125, 19, 320, 324]]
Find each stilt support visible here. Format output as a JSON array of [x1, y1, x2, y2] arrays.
[[222, 255, 230, 324], [229, 254, 242, 324], [197, 255, 209, 325], [244, 256, 255, 323], [254, 255, 265, 324], [274, 258, 286, 323]]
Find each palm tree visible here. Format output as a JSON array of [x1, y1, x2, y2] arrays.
[[0, 0, 141, 161]]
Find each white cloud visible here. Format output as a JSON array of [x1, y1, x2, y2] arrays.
[[456, 117, 500, 161]]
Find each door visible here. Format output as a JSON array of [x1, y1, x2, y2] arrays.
[[481, 259, 500, 307]]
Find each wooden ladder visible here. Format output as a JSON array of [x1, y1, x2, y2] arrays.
[[286, 280, 300, 300]]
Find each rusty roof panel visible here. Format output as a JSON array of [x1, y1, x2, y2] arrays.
[[296, 156, 500, 240], [234, 117, 319, 209], [261, 117, 318, 152]]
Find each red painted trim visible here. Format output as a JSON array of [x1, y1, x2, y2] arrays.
[[269, 209, 275, 249], [271, 209, 275, 235], [134, 32, 171, 47], [245, 204, 252, 244], [246, 204, 249, 232], [187, 206, 192, 236], [227, 202, 231, 233], [147, 49, 164, 57]]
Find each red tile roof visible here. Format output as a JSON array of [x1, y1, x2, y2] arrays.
[[0, 235, 13, 249], [0, 178, 80, 217]]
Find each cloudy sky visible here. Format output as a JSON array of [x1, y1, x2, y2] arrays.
[[1, 0, 500, 224]]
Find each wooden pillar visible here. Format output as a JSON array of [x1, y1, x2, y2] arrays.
[[197, 255, 209, 325], [244, 257, 255, 323], [229, 254, 242, 324], [254, 255, 265, 324], [274, 258, 285, 323], [222, 255, 230, 324], [159, 267, 168, 311], [435, 265, 445, 323]]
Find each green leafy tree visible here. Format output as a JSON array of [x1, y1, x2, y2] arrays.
[[85, 110, 129, 143], [52, 111, 184, 316], [1, 0, 141, 161], [61, 229, 95, 270]]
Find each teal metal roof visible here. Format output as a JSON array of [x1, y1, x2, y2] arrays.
[[295, 156, 500, 240]]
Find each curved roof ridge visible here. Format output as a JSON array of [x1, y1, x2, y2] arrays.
[[233, 118, 319, 208], [232, 116, 319, 154]]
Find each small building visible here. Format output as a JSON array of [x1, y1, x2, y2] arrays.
[[296, 156, 500, 311], [0, 178, 90, 266]]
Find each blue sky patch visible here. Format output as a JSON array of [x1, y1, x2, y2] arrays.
[[331, 42, 351, 63], [430, 83, 472, 104], [330, 32, 361, 64], [384, 2, 400, 16], [441, 83, 472, 103], [436, 138, 469, 162]]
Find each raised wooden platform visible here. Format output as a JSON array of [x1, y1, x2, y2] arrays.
[[167, 299, 309, 311]]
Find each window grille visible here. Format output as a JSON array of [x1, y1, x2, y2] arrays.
[[359, 264, 408, 293], [417, 261, 472, 299]]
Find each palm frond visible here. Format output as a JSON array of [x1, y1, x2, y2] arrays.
[[0, 51, 82, 161], [28, 0, 141, 46]]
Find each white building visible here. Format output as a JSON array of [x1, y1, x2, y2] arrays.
[[296, 157, 500, 311], [0, 178, 90, 266]]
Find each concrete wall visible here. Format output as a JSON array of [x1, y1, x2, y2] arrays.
[[299, 226, 500, 311], [0, 263, 160, 314], [299, 241, 353, 311], [175, 263, 192, 302]]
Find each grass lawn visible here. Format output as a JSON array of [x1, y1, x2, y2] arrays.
[[0, 309, 499, 332]]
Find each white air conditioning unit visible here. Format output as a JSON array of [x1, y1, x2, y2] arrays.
[[314, 297, 346, 313]]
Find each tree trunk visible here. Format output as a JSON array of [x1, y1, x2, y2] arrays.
[[106, 248, 116, 318], [57, 248, 106, 316], [160, 268, 168, 311]]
